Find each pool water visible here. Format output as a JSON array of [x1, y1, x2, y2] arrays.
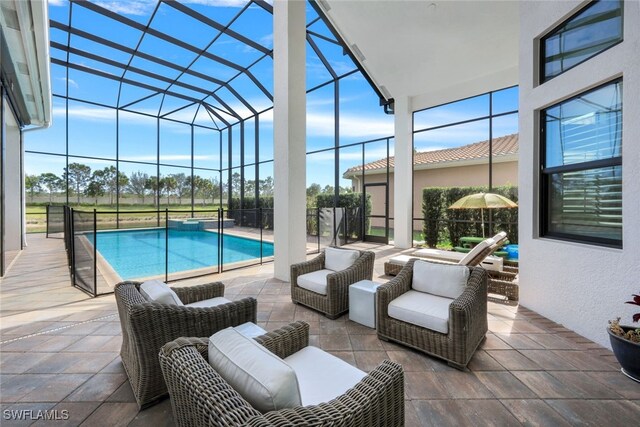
[[87, 229, 274, 280]]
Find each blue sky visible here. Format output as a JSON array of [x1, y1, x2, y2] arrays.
[[26, 0, 517, 190]]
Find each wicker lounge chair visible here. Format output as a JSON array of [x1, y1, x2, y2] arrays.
[[159, 321, 405, 427], [487, 270, 519, 304], [291, 248, 375, 319], [114, 281, 257, 408], [377, 259, 488, 369]]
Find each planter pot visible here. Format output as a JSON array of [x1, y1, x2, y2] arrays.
[[607, 326, 640, 383]]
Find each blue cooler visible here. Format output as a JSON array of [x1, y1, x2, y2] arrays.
[[505, 244, 519, 260]]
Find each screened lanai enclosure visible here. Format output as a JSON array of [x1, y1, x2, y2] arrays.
[[25, 0, 394, 294]]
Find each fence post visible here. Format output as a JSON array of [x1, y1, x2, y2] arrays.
[[93, 209, 97, 297], [45, 205, 49, 238], [317, 208, 320, 252], [220, 207, 224, 273], [70, 207, 75, 284], [217, 208, 221, 274], [165, 208, 169, 283], [259, 208, 263, 264], [344, 208, 349, 244]]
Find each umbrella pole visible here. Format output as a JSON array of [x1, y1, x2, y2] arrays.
[[481, 208, 485, 238]]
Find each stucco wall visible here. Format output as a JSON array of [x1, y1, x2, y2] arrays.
[[519, 0, 640, 348], [4, 104, 22, 252], [355, 160, 518, 225]]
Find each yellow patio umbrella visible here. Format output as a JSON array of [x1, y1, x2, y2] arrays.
[[448, 192, 518, 237]]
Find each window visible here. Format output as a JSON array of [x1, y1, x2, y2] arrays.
[[541, 0, 623, 82], [540, 80, 622, 247]]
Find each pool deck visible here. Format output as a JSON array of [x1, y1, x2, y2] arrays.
[[1, 234, 639, 426]]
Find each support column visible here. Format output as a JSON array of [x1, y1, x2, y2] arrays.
[[393, 96, 413, 248], [273, 0, 306, 281]]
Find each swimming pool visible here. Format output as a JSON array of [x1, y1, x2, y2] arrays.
[[86, 229, 274, 280]]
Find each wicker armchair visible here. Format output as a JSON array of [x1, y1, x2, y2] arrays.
[[376, 259, 488, 370], [159, 322, 405, 427], [290, 249, 375, 319], [114, 281, 257, 408]]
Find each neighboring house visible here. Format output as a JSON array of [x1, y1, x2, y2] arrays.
[[343, 133, 518, 225]]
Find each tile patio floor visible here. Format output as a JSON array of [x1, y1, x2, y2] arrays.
[[1, 234, 639, 426]]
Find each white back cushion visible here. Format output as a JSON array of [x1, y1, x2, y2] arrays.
[[491, 231, 508, 247], [458, 238, 494, 266], [139, 280, 183, 306], [412, 260, 470, 300], [208, 328, 302, 413], [324, 247, 360, 272]]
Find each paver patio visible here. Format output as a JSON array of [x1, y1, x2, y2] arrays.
[[1, 234, 639, 426]]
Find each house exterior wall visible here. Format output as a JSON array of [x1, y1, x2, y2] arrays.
[[519, 0, 640, 348], [353, 160, 517, 229], [2, 96, 22, 253]]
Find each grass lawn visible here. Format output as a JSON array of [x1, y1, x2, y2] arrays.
[[26, 203, 222, 233]]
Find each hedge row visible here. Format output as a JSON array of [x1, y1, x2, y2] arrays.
[[226, 193, 371, 239], [422, 186, 518, 248], [314, 193, 371, 240], [227, 197, 274, 228]]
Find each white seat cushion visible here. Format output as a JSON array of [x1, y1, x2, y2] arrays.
[[411, 249, 503, 272], [284, 346, 366, 406], [139, 280, 183, 306], [186, 296, 231, 308], [459, 238, 494, 266], [388, 290, 453, 334], [208, 328, 302, 413], [413, 248, 462, 263], [297, 269, 333, 295], [412, 260, 469, 300], [388, 255, 417, 266], [324, 247, 360, 272]]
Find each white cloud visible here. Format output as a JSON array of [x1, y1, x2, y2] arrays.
[[48, 0, 67, 7], [308, 113, 393, 139], [56, 77, 78, 89], [53, 105, 114, 120], [93, 0, 156, 16], [183, 0, 248, 6], [259, 34, 273, 48], [123, 154, 217, 162], [309, 146, 389, 163], [244, 109, 392, 139], [53, 103, 392, 141]]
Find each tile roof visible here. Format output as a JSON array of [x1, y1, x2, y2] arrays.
[[344, 133, 518, 176]]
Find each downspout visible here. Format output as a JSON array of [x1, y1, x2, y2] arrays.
[[18, 0, 53, 248]]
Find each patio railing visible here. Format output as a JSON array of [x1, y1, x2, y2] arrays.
[[50, 205, 361, 297]]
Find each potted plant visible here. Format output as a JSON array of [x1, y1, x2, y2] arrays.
[[607, 292, 640, 383]]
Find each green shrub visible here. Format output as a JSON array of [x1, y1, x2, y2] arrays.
[[315, 193, 371, 240], [422, 185, 518, 247], [422, 188, 444, 248], [227, 197, 274, 228]]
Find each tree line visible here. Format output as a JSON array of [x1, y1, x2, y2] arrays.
[[25, 162, 353, 207], [25, 163, 279, 206]]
